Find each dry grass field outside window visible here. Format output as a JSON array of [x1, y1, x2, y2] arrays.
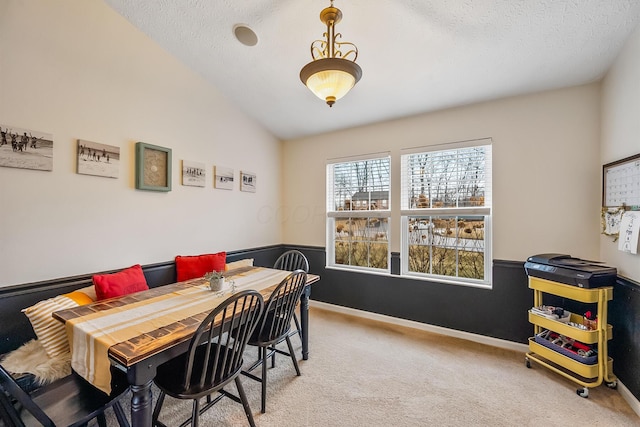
[[334, 218, 389, 269], [407, 217, 485, 279]]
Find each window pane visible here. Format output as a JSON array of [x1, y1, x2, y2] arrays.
[[408, 244, 431, 273], [330, 158, 390, 212], [333, 217, 388, 269], [407, 216, 485, 280], [431, 246, 457, 277], [405, 146, 487, 209], [369, 243, 388, 269]]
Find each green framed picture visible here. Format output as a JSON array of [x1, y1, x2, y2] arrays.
[[135, 142, 172, 192]]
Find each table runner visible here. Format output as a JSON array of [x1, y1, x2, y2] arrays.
[[65, 267, 291, 394]]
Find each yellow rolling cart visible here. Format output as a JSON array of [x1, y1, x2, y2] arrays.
[[525, 276, 617, 398]]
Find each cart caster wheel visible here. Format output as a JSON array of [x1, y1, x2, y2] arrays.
[[577, 387, 589, 398], [606, 381, 618, 389], [525, 358, 531, 368]]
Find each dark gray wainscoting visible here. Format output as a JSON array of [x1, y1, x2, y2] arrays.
[[285, 245, 531, 343], [609, 277, 640, 401], [286, 245, 640, 402], [2, 243, 638, 402]]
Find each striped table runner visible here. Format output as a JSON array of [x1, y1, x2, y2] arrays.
[[65, 267, 291, 394]]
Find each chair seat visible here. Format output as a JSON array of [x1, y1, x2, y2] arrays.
[[11, 372, 40, 394], [5, 368, 129, 427], [155, 345, 242, 400], [247, 312, 291, 346]]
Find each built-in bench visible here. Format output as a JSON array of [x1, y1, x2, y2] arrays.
[[0, 245, 285, 355]]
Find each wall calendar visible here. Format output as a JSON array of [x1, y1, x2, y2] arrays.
[[603, 153, 640, 208]]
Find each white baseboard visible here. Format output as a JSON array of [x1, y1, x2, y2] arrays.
[[309, 300, 640, 419], [618, 381, 640, 418]]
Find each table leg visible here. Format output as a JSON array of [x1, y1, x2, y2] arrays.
[[130, 381, 153, 427], [300, 286, 310, 360]]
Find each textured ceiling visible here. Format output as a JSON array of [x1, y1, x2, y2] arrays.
[[103, 0, 640, 140]]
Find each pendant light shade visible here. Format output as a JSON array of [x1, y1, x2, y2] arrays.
[[300, 1, 361, 107], [300, 58, 362, 106]]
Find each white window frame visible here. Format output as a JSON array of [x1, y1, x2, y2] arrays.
[[400, 139, 492, 287], [326, 153, 391, 273]]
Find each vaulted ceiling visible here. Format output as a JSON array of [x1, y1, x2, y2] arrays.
[[103, 0, 640, 140]]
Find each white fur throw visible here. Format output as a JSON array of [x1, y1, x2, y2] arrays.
[[2, 339, 71, 384]]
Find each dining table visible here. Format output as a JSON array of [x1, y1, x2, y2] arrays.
[[52, 266, 320, 427]]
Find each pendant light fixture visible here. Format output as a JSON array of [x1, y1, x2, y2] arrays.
[[300, 0, 362, 107]]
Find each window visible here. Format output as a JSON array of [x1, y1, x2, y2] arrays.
[[401, 140, 492, 286], [327, 154, 391, 271]]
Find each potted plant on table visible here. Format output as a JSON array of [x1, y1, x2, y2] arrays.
[[204, 270, 226, 292]]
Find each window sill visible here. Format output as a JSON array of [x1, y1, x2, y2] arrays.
[[324, 265, 493, 289]]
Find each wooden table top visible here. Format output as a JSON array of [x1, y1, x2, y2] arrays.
[[53, 266, 319, 367]]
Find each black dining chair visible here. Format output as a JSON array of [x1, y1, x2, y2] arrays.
[[0, 363, 130, 427], [273, 250, 309, 340], [241, 270, 308, 414], [152, 290, 264, 427]]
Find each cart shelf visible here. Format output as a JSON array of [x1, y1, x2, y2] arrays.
[[526, 341, 614, 386], [528, 311, 612, 344]]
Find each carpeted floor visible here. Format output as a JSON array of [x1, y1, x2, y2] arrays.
[[106, 307, 639, 426]]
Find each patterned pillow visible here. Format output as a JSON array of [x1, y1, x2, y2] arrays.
[[225, 258, 254, 271], [22, 295, 79, 358], [65, 285, 97, 305], [21, 286, 98, 359]]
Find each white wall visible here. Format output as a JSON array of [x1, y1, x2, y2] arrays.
[[282, 84, 602, 264], [601, 24, 640, 282], [0, 0, 282, 287]]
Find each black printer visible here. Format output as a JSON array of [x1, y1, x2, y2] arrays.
[[524, 254, 617, 288]]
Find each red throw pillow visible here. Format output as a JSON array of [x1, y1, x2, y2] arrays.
[[93, 264, 149, 300], [175, 252, 226, 282]]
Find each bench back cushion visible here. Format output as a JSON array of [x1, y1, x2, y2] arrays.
[[22, 296, 78, 358], [93, 264, 149, 300], [175, 252, 226, 282]]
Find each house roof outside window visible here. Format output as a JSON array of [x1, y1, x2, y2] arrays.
[[351, 191, 389, 201]]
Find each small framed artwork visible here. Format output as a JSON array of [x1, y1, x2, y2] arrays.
[[240, 170, 256, 193], [214, 165, 234, 190], [135, 142, 172, 192], [0, 123, 53, 171], [77, 139, 119, 178], [182, 160, 205, 187]]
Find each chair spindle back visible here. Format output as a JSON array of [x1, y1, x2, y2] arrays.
[[182, 290, 264, 392], [258, 270, 307, 345], [273, 250, 309, 273]]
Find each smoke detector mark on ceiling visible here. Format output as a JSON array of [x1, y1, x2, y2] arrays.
[[234, 24, 258, 46]]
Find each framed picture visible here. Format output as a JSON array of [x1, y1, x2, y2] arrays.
[[240, 170, 256, 192], [0, 123, 53, 171], [77, 139, 119, 178], [135, 142, 172, 192], [182, 160, 205, 187], [214, 165, 234, 190], [602, 153, 640, 208]]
